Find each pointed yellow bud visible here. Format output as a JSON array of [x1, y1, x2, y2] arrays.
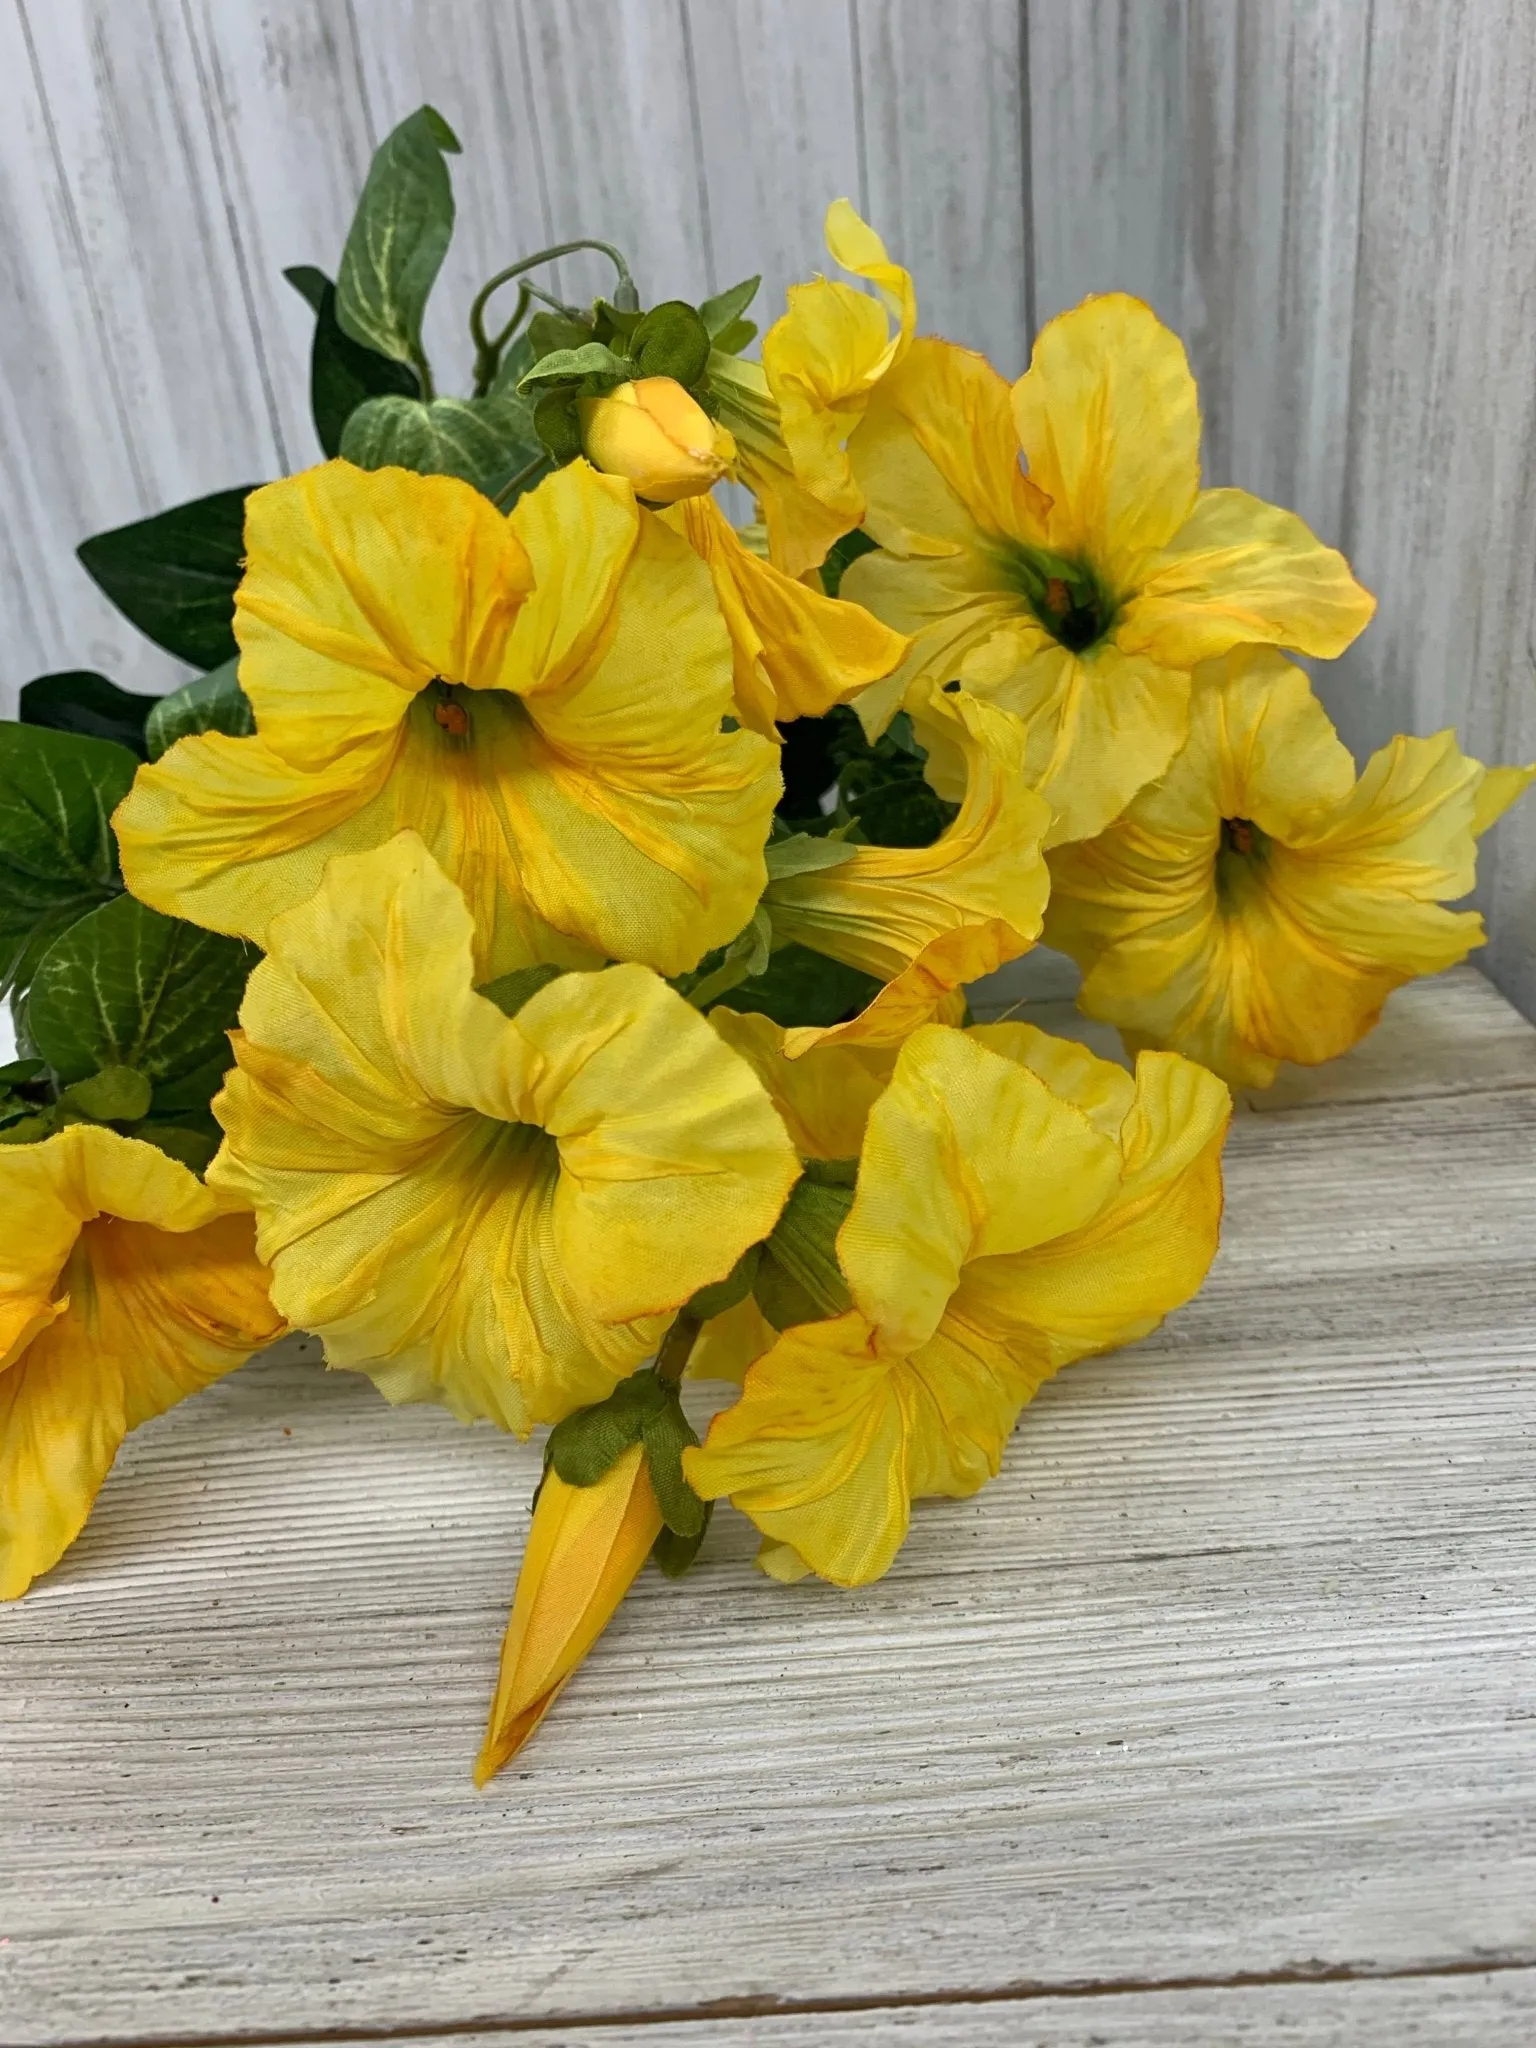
[[475, 1442, 664, 1784], [579, 377, 736, 504]]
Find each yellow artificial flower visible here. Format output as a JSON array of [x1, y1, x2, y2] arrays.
[[666, 493, 908, 738], [0, 1126, 283, 1599], [1044, 647, 1536, 1088], [115, 460, 780, 980], [579, 376, 736, 503], [686, 1022, 1230, 1585], [762, 680, 1051, 1047], [208, 833, 800, 1433], [712, 201, 916, 579], [476, 1442, 662, 1783], [843, 299, 1376, 844]]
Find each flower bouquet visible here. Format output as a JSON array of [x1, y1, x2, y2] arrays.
[[3, 107, 1527, 1780]]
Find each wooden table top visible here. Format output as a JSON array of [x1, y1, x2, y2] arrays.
[[4, 962, 1534, 2047]]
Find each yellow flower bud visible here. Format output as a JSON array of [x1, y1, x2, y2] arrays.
[[579, 377, 737, 504], [475, 1442, 663, 1784]]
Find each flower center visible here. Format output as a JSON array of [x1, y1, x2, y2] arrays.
[[993, 542, 1114, 654], [429, 678, 471, 738], [1215, 816, 1269, 908]]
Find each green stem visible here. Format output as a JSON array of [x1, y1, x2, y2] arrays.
[[492, 450, 550, 511], [655, 1312, 703, 1386], [468, 238, 638, 394], [408, 341, 436, 404]]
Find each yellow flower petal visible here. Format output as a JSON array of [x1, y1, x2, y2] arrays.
[[117, 460, 780, 980], [1126, 488, 1376, 667], [0, 1128, 281, 1599], [1010, 293, 1200, 589], [668, 494, 907, 738], [708, 1006, 895, 1158], [709, 353, 858, 584], [687, 1287, 779, 1386], [766, 682, 1051, 978], [1046, 649, 1530, 1085], [209, 835, 800, 1431]]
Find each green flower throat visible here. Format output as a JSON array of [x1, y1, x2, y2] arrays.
[[995, 541, 1116, 655]]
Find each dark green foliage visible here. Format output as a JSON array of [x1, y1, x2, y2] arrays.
[[19, 671, 156, 757], [77, 487, 255, 669], [727, 942, 883, 1030], [335, 106, 460, 372], [144, 659, 254, 758], [285, 269, 420, 458], [0, 724, 133, 1003]]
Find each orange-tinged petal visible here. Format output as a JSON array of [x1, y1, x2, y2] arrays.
[[1126, 487, 1375, 666], [668, 494, 907, 737], [1010, 294, 1200, 590], [476, 1444, 663, 1783]]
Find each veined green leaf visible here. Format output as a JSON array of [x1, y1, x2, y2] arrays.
[[19, 671, 156, 757], [144, 659, 254, 759], [77, 487, 255, 669], [286, 269, 420, 458], [340, 392, 546, 506], [726, 940, 881, 1030], [0, 724, 133, 1003], [516, 341, 633, 393], [699, 275, 760, 338], [764, 832, 861, 881], [25, 893, 254, 1096], [335, 105, 461, 369]]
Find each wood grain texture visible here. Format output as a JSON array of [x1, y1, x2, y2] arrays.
[[4, 967, 1535, 2043], [282, 1968, 1536, 2045]]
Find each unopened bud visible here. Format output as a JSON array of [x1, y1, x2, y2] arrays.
[[579, 377, 736, 504]]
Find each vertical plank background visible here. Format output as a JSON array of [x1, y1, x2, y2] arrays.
[[2, 0, 1533, 1012]]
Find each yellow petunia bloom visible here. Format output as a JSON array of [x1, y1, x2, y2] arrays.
[[115, 460, 780, 980], [208, 834, 801, 1433], [1, 1126, 283, 1599], [843, 298, 1376, 845], [711, 201, 916, 580], [666, 493, 908, 739], [685, 1022, 1229, 1585], [1044, 647, 1536, 1088], [763, 681, 1051, 1048]]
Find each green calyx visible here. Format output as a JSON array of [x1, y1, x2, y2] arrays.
[[995, 540, 1116, 654], [543, 1364, 712, 1578], [753, 1169, 856, 1330]]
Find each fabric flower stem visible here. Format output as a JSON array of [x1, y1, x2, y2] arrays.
[[469, 240, 639, 393], [655, 1311, 704, 1385]]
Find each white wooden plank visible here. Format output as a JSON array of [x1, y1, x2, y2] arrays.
[[1331, 0, 1536, 1022], [1025, 0, 1190, 336], [856, 0, 1030, 374], [0, 5, 191, 706], [685, 0, 862, 320], [513, 0, 714, 314], [290, 1968, 1536, 2045], [4, 971, 1536, 2039]]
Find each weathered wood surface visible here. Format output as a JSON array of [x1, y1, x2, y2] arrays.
[[4, 963, 1536, 2045]]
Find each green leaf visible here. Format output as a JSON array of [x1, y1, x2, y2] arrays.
[[710, 317, 757, 357], [699, 275, 760, 338], [727, 941, 881, 1030], [0, 1057, 44, 1087], [640, 1398, 706, 1538], [819, 527, 879, 600], [335, 105, 460, 368], [478, 963, 564, 1017], [144, 658, 254, 759], [25, 894, 253, 1096], [487, 330, 538, 402], [19, 671, 156, 757], [630, 301, 711, 386], [652, 1510, 711, 1578], [340, 393, 545, 505], [764, 832, 860, 882], [0, 725, 133, 1003], [517, 341, 633, 394], [677, 907, 773, 1010], [685, 1243, 761, 1322], [58, 1063, 153, 1123], [283, 263, 330, 315], [77, 487, 255, 669], [526, 310, 593, 358], [294, 272, 420, 458]]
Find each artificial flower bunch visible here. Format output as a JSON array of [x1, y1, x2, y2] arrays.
[[2, 107, 1527, 1775]]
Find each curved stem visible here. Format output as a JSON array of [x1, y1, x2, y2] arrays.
[[492, 449, 550, 510], [468, 238, 638, 395]]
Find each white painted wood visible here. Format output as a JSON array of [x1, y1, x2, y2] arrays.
[[4, 968, 1535, 2041], [857, 0, 1031, 375], [287, 1968, 1536, 2045]]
